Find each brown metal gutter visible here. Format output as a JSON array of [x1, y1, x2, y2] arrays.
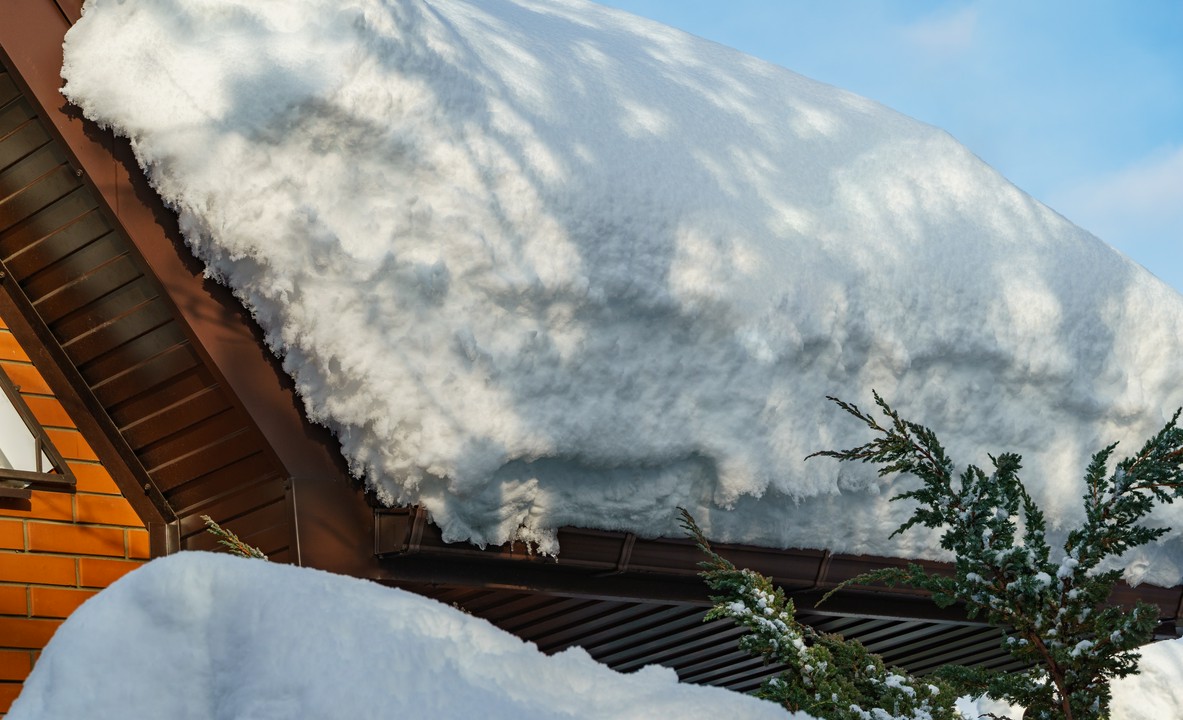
[[375, 506, 1183, 627]]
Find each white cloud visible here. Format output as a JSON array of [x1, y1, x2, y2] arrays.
[[900, 5, 979, 57], [1051, 145, 1183, 238], [1048, 145, 1183, 289]]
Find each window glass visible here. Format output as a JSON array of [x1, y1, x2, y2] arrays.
[[0, 391, 51, 472]]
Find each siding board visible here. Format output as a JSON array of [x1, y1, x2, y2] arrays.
[[0, 189, 100, 261], [107, 364, 215, 429], [48, 276, 158, 343], [149, 428, 260, 488], [90, 342, 200, 407], [58, 295, 172, 366], [77, 320, 187, 383], [32, 254, 142, 323], [20, 230, 126, 299], [0, 120, 50, 177], [4, 210, 109, 276], [120, 385, 229, 450], [0, 163, 76, 230], [0, 141, 62, 192], [164, 454, 280, 513]]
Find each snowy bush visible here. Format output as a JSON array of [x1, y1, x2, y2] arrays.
[[810, 393, 1183, 720], [679, 509, 962, 720]]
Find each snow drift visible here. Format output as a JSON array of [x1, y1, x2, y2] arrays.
[[6, 553, 795, 719], [8, 553, 1183, 719], [61, 0, 1183, 581]]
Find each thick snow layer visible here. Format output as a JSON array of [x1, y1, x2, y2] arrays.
[[1111, 635, 1183, 720], [7, 553, 796, 719], [62, 0, 1183, 578], [953, 637, 1183, 720]]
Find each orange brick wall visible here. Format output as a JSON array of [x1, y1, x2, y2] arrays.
[[0, 315, 149, 715]]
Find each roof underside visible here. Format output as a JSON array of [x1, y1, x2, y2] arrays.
[[0, 58, 296, 559], [413, 586, 1029, 692], [371, 506, 1182, 686], [1, 0, 1181, 694]]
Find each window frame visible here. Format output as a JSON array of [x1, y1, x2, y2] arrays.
[[0, 365, 75, 499]]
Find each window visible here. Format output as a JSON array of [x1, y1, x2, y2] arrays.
[[0, 367, 74, 499]]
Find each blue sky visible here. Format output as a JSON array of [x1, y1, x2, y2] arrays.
[[598, 0, 1183, 294]]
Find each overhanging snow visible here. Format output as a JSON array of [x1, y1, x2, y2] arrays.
[[61, 0, 1183, 583]]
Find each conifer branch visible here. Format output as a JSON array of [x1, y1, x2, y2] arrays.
[[811, 394, 1183, 720], [201, 515, 269, 560], [679, 508, 962, 720]]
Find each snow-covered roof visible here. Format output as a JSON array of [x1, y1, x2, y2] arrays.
[[61, 0, 1183, 584]]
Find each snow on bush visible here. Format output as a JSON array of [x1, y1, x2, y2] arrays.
[[61, 0, 1183, 579], [6, 553, 797, 720], [812, 395, 1183, 719]]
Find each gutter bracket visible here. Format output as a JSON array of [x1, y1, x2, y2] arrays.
[[407, 505, 428, 554], [813, 549, 833, 590], [595, 532, 637, 577]]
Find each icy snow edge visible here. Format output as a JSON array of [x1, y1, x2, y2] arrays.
[[61, 0, 1183, 581]]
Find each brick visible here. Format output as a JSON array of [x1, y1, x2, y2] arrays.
[[66, 463, 119, 495], [0, 617, 61, 648], [30, 587, 96, 619], [127, 530, 150, 559], [0, 681, 21, 714], [0, 333, 28, 363], [78, 557, 140, 588], [21, 397, 73, 429], [0, 491, 72, 521], [0, 651, 31, 682], [75, 495, 141, 528], [0, 522, 21, 550], [43, 430, 98, 462], [0, 554, 75, 586], [0, 586, 26, 615], [28, 523, 124, 557], [0, 363, 50, 395]]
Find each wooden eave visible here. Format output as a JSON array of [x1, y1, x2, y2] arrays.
[[0, 0, 369, 570], [1, 0, 1180, 691]]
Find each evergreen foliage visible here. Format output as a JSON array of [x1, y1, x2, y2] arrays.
[[679, 508, 962, 720], [201, 515, 269, 560], [810, 392, 1183, 720]]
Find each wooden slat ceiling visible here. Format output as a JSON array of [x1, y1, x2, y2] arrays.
[[0, 61, 293, 559], [372, 508, 1183, 691], [407, 584, 1029, 692]]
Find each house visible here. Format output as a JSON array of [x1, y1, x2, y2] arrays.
[[1, 0, 1182, 714]]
